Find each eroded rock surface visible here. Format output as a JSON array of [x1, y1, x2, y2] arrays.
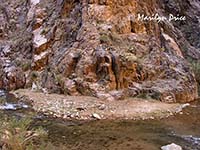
[[0, 0, 199, 102]]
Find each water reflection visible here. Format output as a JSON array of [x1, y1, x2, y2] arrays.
[[0, 90, 200, 150], [44, 100, 200, 150]]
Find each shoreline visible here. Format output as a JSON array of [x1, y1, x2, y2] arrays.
[[12, 89, 190, 121]]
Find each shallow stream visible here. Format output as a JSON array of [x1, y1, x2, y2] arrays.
[[0, 90, 200, 150]]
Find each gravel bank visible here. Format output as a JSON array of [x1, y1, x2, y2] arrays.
[[12, 89, 189, 120]]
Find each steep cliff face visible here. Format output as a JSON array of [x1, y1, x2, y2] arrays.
[[0, 0, 199, 102]]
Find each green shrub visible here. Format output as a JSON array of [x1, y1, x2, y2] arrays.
[[110, 32, 122, 43], [21, 61, 32, 71], [55, 74, 64, 86], [120, 52, 138, 62], [99, 34, 110, 44], [0, 117, 48, 150], [136, 93, 151, 99], [30, 71, 38, 81]]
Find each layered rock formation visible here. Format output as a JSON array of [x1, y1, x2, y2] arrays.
[[0, 0, 199, 102]]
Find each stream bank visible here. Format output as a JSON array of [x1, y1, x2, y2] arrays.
[[0, 89, 200, 150], [12, 89, 190, 120]]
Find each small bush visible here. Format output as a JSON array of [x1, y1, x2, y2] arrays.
[[0, 117, 48, 150], [136, 93, 151, 100], [120, 52, 138, 62], [55, 74, 64, 86], [128, 45, 137, 53], [110, 32, 122, 43], [30, 71, 38, 80], [99, 34, 110, 44], [21, 61, 32, 71]]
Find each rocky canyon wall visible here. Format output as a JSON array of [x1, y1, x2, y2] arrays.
[[0, 0, 199, 103]]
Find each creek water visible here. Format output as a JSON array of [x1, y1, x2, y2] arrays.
[[0, 90, 200, 150]]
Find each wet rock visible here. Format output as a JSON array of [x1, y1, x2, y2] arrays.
[[0, 90, 29, 110], [0, 102, 29, 110], [161, 143, 182, 150]]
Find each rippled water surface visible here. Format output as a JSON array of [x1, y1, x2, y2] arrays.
[[38, 101, 200, 150], [0, 90, 200, 150]]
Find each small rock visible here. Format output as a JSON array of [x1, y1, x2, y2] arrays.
[[109, 90, 126, 100], [161, 143, 182, 150], [149, 116, 155, 119], [92, 113, 101, 120], [42, 88, 49, 94], [31, 82, 38, 91], [98, 104, 106, 110], [96, 92, 115, 101], [63, 115, 68, 119], [179, 112, 183, 115], [33, 28, 48, 48], [31, 0, 40, 5], [181, 103, 190, 109], [175, 103, 190, 113]]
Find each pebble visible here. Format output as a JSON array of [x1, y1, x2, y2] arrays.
[[31, 82, 38, 91], [179, 112, 183, 115], [98, 104, 106, 110], [92, 113, 101, 120]]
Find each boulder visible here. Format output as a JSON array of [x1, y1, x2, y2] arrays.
[[161, 143, 182, 150], [0, 57, 25, 91]]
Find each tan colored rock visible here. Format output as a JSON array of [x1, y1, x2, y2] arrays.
[[31, 5, 49, 71], [63, 79, 79, 96], [33, 28, 48, 50], [0, 0, 199, 103], [162, 33, 183, 58]]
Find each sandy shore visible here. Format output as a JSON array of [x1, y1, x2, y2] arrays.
[[12, 89, 189, 120]]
